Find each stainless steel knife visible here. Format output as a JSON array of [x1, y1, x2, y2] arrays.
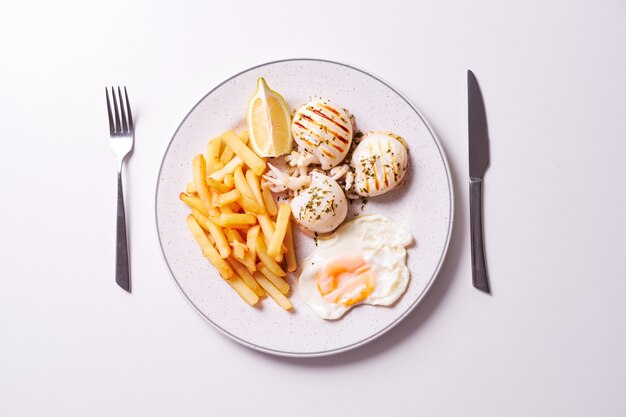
[[467, 70, 491, 293]]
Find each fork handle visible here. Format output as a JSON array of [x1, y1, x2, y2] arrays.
[[116, 169, 131, 292], [470, 178, 490, 293]]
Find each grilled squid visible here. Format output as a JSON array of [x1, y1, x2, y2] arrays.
[[290, 172, 348, 234], [351, 132, 409, 197], [291, 99, 353, 170], [263, 162, 311, 193]]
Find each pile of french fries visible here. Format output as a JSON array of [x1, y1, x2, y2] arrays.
[[180, 130, 297, 311]]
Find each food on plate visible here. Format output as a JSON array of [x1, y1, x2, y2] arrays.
[[351, 131, 409, 197], [267, 203, 292, 258], [297, 215, 413, 320], [180, 77, 416, 318], [261, 182, 278, 216], [179, 192, 208, 217], [225, 274, 260, 306], [227, 258, 264, 297], [221, 130, 266, 176], [289, 172, 348, 234], [206, 135, 221, 167], [262, 96, 409, 231], [257, 263, 290, 295], [255, 237, 286, 278], [185, 215, 234, 280], [181, 129, 297, 310], [283, 222, 297, 272], [254, 272, 293, 311], [209, 156, 244, 182], [291, 99, 353, 170], [247, 77, 292, 158]]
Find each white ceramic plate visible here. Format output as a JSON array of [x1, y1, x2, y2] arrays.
[[156, 59, 453, 357]]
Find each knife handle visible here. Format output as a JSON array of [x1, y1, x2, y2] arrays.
[[469, 178, 490, 293]]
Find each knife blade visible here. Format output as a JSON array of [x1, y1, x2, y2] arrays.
[[467, 70, 491, 293]]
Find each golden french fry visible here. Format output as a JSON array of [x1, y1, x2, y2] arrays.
[[189, 210, 216, 248], [211, 219, 250, 231], [257, 263, 290, 295], [224, 174, 234, 188], [284, 221, 297, 272], [226, 275, 259, 306], [238, 194, 265, 215], [190, 208, 209, 223], [190, 209, 230, 258], [190, 209, 210, 230], [233, 166, 254, 198], [238, 130, 250, 144], [193, 154, 213, 212], [206, 177, 231, 193], [206, 137, 223, 174], [220, 130, 245, 163], [256, 237, 286, 277], [218, 189, 241, 206], [220, 143, 235, 163], [180, 193, 209, 217], [225, 229, 256, 271], [254, 272, 292, 311], [245, 170, 266, 210], [219, 131, 249, 164], [206, 137, 221, 163], [185, 215, 233, 279], [208, 159, 224, 175], [257, 214, 275, 245], [186, 182, 197, 194], [209, 156, 243, 181], [224, 228, 244, 242], [246, 225, 260, 260], [210, 190, 220, 208], [267, 203, 291, 258], [233, 240, 247, 260], [261, 182, 278, 217], [241, 250, 257, 272], [227, 258, 264, 297], [216, 213, 257, 226], [221, 130, 266, 176], [230, 201, 242, 212], [207, 225, 230, 259]]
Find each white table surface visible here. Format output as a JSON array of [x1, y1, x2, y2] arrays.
[[1, 1, 625, 415]]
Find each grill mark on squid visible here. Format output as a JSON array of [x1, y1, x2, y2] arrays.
[[307, 107, 350, 134]]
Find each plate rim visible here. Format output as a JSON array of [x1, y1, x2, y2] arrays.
[[155, 58, 455, 358]]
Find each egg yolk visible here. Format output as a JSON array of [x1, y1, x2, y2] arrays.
[[316, 256, 375, 306]]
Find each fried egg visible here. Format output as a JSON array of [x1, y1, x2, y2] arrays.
[[352, 131, 409, 197], [290, 172, 348, 234], [292, 99, 353, 169], [297, 215, 413, 320]]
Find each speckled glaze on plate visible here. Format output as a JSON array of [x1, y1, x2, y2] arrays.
[[156, 59, 453, 357]]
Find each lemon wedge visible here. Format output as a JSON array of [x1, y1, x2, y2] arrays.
[[247, 77, 292, 158]]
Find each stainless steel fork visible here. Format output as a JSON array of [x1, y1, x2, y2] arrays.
[[106, 87, 134, 292]]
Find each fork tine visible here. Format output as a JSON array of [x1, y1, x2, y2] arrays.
[[118, 86, 128, 133], [106, 88, 115, 135], [124, 87, 133, 132], [111, 86, 121, 134]]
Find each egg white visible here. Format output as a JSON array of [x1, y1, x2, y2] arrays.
[[297, 215, 413, 320]]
